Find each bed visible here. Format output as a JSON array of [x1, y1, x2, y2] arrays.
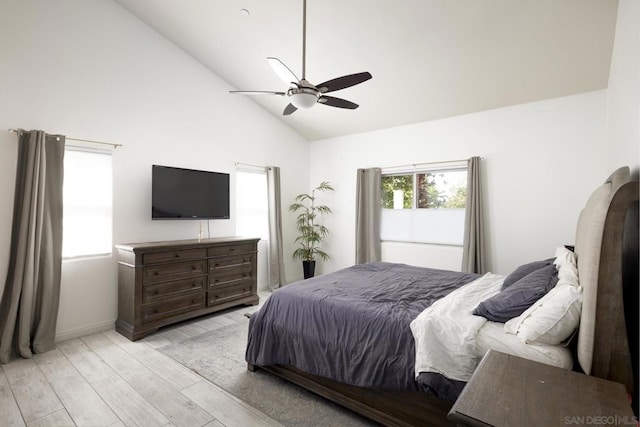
[[246, 167, 638, 426]]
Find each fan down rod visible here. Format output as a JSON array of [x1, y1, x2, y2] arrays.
[[302, 0, 307, 80]]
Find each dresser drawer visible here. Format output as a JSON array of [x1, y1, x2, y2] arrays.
[[143, 260, 206, 284], [209, 254, 254, 272], [208, 242, 256, 257], [143, 248, 206, 265], [209, 265, 254, 288], [142, 292, 204, 323], [142, 276, 205, 303], [207, 283, 252, 306]]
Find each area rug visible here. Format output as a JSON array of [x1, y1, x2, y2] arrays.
[[157, 318, 373, 426]]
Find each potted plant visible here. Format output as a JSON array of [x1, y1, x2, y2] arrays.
[[289, 181, 334, 278]]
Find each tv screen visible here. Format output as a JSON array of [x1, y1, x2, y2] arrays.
[[152, 165, 230, 220]]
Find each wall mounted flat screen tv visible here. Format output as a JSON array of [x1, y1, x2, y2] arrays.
[[152, 165, 230, 220]]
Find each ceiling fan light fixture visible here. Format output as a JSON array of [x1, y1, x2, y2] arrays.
[[288, 89, 318, 109], [229, 0, 371, 115]]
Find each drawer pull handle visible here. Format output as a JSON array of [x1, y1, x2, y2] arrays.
[[154, 272, 159, 276], [175, 254, 180, 258], [192, 266, 197, 270], [192, 283, 198, 287], [192, 299, 198, 304]]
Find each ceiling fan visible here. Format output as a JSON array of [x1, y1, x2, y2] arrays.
[[229, 0, 372, 116]]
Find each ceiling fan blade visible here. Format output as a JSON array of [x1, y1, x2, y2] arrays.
[[316, 72, 372, 93], [318, 96, 359, 110], [229, 90, 285, 96], [267, 57, 300, 85], [283, 103, 298, 115]]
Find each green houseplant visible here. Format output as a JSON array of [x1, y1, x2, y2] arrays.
[[289, 181, 334, 278]]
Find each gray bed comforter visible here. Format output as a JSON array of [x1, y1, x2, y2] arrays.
[[246, 262, 479, 400]]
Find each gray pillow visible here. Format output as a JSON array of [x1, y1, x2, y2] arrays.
[[473, 264, 558, 323], [502, 258, 554, 291]]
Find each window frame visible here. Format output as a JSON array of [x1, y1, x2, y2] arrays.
[[380, 161, 468, 246], [62, 145, 113, 260], [381, 163, 468, 210], [235, 168, 269, 241]]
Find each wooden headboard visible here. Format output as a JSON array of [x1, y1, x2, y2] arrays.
[[575, 166, 638, 394]]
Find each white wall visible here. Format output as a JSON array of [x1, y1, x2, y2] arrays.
[[309, 91, 609, 276], [607, 0, 640, 177], [1, 0, 636, 341], [0, 0, 309, 341]]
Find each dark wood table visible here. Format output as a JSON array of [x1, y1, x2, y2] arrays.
[[448, 350, 636, 426]]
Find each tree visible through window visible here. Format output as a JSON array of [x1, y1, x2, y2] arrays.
[[381, 169, 467, 209], [417, 170, 467, 208], [381, 175, 413, 208]]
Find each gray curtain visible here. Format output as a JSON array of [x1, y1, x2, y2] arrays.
[[461, 156, 486, 273], [0, 130, 65, 363], [355, 168, 382, 264], [266, 166, 286, 289]]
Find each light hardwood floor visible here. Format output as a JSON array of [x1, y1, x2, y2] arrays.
[[0, 297, 280, 427]]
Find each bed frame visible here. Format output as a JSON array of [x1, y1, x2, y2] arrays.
[[249, 167, 638, 426]]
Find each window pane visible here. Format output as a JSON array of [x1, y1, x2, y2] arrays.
[[380, 208, 466, 245], [236, 171, 268, 240], [417, 170, 467, 209], [381, 175, 413, 209], [62, 150, 112, 257]]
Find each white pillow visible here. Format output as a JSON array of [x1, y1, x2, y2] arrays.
[[557, 263, 579, 287], [553, 246, 579, 287], [504, 283, 582, 345], [553, 246, 576, 269]]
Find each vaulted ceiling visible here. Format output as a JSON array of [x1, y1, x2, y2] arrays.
[[113, 0, 618, 141]]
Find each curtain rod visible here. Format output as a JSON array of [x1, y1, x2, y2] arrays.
[[382, 158, 476, 170], [235, 162, 267, 170], [8, 128, 123, 149]]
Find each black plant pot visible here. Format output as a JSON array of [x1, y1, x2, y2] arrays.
[[302, 260, 316, 279]]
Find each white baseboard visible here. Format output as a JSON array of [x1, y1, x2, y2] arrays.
[[55, 319, 115, 342]]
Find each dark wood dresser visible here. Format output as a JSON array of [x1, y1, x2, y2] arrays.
[[115, 237, 259, 340]]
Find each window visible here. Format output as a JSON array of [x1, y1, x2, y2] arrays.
[[236, 170, 268, 240], [381, 169, 467, 209], [62, 148, 113, 258], [380, 166, 467, 245]]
